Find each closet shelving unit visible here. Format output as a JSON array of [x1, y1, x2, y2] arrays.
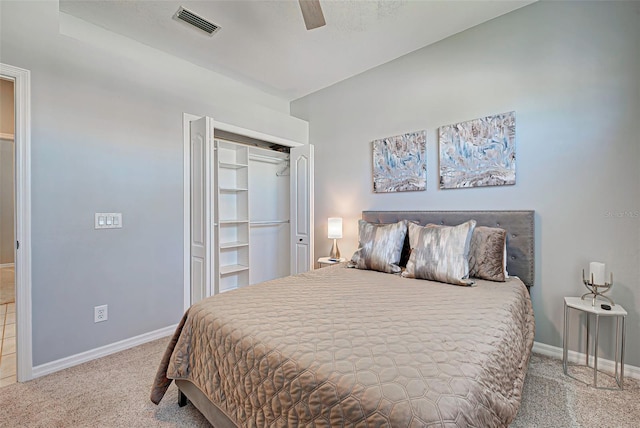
[[215, 140, 250, 292]]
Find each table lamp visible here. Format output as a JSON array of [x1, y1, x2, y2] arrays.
[[328, 217, 342, 260]]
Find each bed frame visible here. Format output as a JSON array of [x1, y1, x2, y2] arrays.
[[175, 210, 535, 425]]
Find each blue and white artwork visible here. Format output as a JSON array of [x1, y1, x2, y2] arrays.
[[372, 130, 426, 193], [439, 111, 516, 189]]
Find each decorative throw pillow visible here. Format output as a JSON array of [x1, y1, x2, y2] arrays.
[[402, 220, 476, 285], [468, 226, 507, 282], [349, 220, 408, 274]]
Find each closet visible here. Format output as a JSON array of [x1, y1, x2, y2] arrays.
[[189, 116, 313, 302]]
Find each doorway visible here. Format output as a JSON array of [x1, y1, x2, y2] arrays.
[[0, 77, 16, 386], [0, 63, 32, 383]]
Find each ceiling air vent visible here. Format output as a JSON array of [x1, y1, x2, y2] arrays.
[[174, 6, 221, 36]]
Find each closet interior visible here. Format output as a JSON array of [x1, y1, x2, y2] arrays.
[[189, 116, 313, 303], [214, 134, 291, 293]]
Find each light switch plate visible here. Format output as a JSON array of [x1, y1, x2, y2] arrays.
[[95, 213, 123, 229]]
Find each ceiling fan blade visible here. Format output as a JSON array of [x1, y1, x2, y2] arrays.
[[299, 0, 326, 30]]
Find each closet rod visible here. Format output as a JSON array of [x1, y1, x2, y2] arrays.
[[250, 220, 290, 227]]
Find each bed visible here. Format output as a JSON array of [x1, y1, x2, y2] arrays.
[[151, 210, 535, 427]]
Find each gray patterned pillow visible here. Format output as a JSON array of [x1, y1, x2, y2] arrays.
[[402, 220, 476, 285], [349, 220, 408, 274], [469, 226, 507, 282]]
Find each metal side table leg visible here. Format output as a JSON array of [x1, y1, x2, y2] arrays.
[[615, 316, 619, 382], [563, 301, 568, 374], [621, 316, 626, 390], [594, 314, 600, 387], [586, 312, 590, 366]]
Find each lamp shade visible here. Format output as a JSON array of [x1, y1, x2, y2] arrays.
[[328, 217, 343, 239]]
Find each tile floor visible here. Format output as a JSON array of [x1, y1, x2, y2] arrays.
[[0, 302, 16, 387]]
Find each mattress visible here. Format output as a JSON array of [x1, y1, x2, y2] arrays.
[[151, 264, 535, 427]]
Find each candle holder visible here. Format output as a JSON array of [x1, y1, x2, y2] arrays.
[[581, 269, 614, 307]]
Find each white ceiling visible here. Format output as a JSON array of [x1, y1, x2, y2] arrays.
[[60, 1, 535, 101]]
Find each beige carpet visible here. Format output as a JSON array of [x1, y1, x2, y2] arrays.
[[513, 354, 640, 427], [0, 338, 638, 427], [0, 266, 15, 305]]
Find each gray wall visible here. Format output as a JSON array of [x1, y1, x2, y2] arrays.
[[0, 1, 303, 365], [292, 2, 640, 366]]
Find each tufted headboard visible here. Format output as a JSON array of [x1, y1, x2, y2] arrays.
[[362, 210, 535, 287]]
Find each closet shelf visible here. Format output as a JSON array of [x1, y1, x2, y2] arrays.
[[250, 220, 290, 227], [219, 187, 248, 192], [220, 264, 249, 275], [219, 162, 248, 169], [249, 153, 289, 165], [220, 241, 249, 249]]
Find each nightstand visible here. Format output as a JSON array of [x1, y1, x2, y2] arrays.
[[317, 257, 346, 268], [562, 296, 627, 389]]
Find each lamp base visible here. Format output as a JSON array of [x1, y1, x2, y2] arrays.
[[329, 239, 340, 259]]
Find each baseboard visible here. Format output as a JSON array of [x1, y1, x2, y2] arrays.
[[533, 341, 640, 380], [31, 324, 177, 379], [0, 263, 15, 268]]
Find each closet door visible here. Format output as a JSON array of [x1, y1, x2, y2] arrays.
[[190, 117, 213, 303], [290, 144, 314, 274]]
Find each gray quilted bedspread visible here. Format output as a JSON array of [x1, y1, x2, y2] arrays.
[[151, 265, 535, 427]]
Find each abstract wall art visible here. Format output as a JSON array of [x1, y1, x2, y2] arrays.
[[372, 130, 426, 193], [439, 111, 516, 189]]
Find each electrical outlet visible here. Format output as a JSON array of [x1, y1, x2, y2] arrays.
[[94, 305, 108, 323]]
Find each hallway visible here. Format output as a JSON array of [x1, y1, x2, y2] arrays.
[[0, 266, 16, 387]]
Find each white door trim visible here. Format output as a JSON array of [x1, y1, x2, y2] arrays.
[[182, 113, 200, 311], [1, 63, 33, 382]]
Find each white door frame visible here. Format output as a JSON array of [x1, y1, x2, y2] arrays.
[[182, 113, 199, 311], [1, 63, 33, 382], [182, 113, 304, 309]]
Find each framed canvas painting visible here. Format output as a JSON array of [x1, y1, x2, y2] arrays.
[[372, 130, 426, 193], [439, 111, 516, 189]]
